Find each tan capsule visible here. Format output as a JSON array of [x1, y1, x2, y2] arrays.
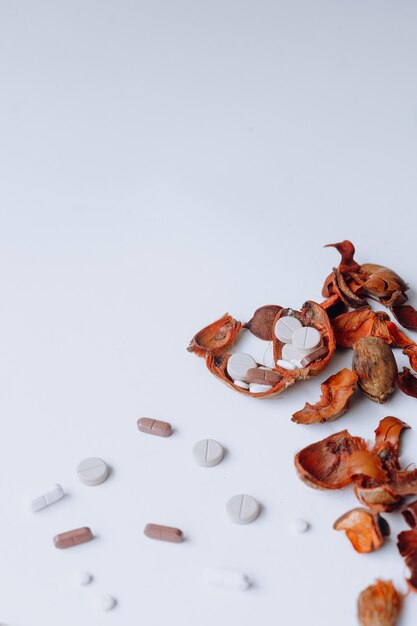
[[144, 523, 183, 543], [54, 527, 94, 549], [245, 367, 283, 386], [137, 417, 172, 437], [300, 345, 329, 368], [352, 337, 397, 403]]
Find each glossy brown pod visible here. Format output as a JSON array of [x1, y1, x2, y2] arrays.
[[334, 508, 389, 553], [144, 523, 183, 543], [357, 580, 403, 626], [54, 527, 94, 549], [352, 337, 397, 403], [188, 301, 335, 399]]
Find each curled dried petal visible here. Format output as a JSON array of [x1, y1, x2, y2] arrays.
[[374, 416, 410, 455], [353, 337, 398, 404], [354, 481, 403, 513], [358, 264, 408, 307], [403, 344, 417, 373], [187, 313, 241, 357], [332, 307, 392, 348], [402, 500, 417, 528], [324, 240, 362, 273], [292, 368, 357, 424], [294, 430, 370, 490], [391, 304, 417, 331], [334, 508, 389, 553], [334, 267, 367, 308], [348, 451, 387, 482], [244, 305, 282, 340], [386, 321, 414, 348], [397, 529, 417, 592], [397, 367, 417, 398], [357, 580, 403, 626]]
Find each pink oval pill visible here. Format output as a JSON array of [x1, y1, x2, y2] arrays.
[[54, 527, 94, 549], [137, 417, 172, 437], [144, 523, 183, 543]]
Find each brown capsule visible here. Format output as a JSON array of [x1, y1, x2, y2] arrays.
[[352, 337, 398, 403], [357, 580, 403, 626], [144, 523, 183, 543], [245, 367, 283, 387], [137, 417, 172, 437], [54, 527, 94, 549]]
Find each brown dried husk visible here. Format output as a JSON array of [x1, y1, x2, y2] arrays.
[[397, 530, 417, 592], [357, 580, 403, 626], [397, 367, 417, 399], [333, 508, 389, 553]]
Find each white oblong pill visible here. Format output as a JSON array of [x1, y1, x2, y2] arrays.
[[226, 494, 260, 524], [292, 326, 321, 351], [234, 379, 249, 390], [77, 457, 109, 486], [226, 353, 257, 381], [72, 571, 93, 586], [290, 359, 303, 369], [291, 518, 310, 534], [276, 359, 296, 371], [249, 383, 273, 394], [30, 484, 65, 512], [203, 568, 250, 591], [94, 594, 117, 611], [193, 439, 224, 467], [274, 316, 303, 343]]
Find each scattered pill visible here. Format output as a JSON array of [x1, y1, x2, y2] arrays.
[[94, 593, 117, 611], [72, 571, 93, 586], [226, 494, 260, 524], [54, 527, 94, 549], [292, 326, 321, 351], [274, 315, 303, 343], [300, 345, 328, 368], [276, 359, 296, 371], [249, 382, 273, 394], [144, 523, 183, 543], [137, 417, 172, 437], [203, 568, 250, 591], [246, 367, 283, 386], [290, 359, 303, 368], [292, 518, 310, 534], [234, 379, 250, 390], [226, 353, 257, 381], [193, 439, 224, 467], [30, 483, 64, 512], [77, 457, 109, 486]]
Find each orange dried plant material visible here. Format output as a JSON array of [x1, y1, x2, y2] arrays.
[[244, 304, 282, 340], [332, 307, 392, 348], [291, 368, 357, 424], [186, 313, 241, 357], [391, 304, 417, 331], [357, 580, 403, 626], [397, 529, 417, 592], [397, 367, 417, 398], [334, 508, 389, 553]]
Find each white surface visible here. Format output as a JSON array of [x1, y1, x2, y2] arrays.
[[1, 1, 417, 625]]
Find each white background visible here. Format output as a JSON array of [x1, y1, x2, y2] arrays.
[[1, 1, 417, 625]]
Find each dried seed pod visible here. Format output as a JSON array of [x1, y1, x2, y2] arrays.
[[187, 313, 242, 357], [244, 305, 282, 340], [398, 367, 417, 399], [403, 344, 417, 372], [402, 500, 417, 528], [333, 508, 389, 553], [294, 430, 381, 490], [352, 337, 398, 403], [357, 580, 403, 626], [397, 530, 417, 592], [391, 304, 417, 331], [332, 307, 392, 348], [292, 368, 358, 424]]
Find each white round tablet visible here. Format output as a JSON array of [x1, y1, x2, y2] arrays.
[[292, 326, 321, 351], [226, 353, 257, 381], [234, 379, 250, 390], [274, 316, 303, 343], [72, 571, 93, 586], [94, 593, 117, 611], [77, 457, 109, 486], [193, 439, 224, 467], [226, 494, 260, 525], [292, 518, 310, 534]]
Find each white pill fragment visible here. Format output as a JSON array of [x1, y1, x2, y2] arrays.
[[226, 353, 257, 381], [72, 571, 93, 586], [292, 326, 321, 351], [276, 359, 296, 371], [274, 316, 303, 343], [77, 457, 109, 486], [203, 568, 250, 591], [193, 439, 224, 467], [290, 359, 303, 369], [226, 494, 260, 524], [94, 593, 117, 611], [234, 379, 249, 390], [292, 518, 310, 534], [249, 383, 273, 394], [30, 484, 65, 512]]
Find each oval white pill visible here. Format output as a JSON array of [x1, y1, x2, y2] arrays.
[[274, 316, 303, 343], [276, 359, 296, 371], [77, 457, 109, 486], [226, 353, 257, 381], [72, 571, 93, 586], [94, 593, 116, 611], [30, 484, 65, 512], [292, 518, 310, 534], [249, 383, 273, 394], [234, 379, 249, 390], [292, 326, 321, 351], [290, 359, 303, 368], [226, 494, 260, 524], [203, 568, 250, 591], [193, 439, 224, 467]]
